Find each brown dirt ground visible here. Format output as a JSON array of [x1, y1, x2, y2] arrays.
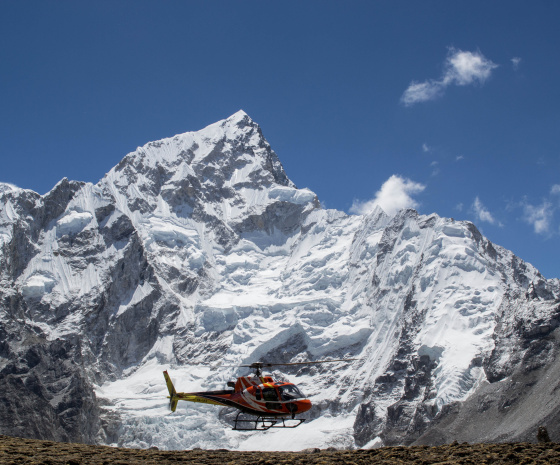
[[2, 435, 560, 464]]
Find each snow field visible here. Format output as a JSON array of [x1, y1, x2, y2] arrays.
[[96, 205, 516, 450], [7, 111, 554, 451]]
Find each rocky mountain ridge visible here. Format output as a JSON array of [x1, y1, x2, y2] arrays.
[[0, 111, 559, 450]]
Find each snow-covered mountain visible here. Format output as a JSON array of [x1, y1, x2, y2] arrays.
[[1, 111, 559, 450]]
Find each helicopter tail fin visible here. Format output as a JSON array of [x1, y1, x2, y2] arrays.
[[163, 370, 179, 412]]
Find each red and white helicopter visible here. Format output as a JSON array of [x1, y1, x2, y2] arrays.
[[163, 359, 355, 430]]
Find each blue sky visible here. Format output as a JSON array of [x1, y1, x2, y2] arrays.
[[1, 1, 559, 279]]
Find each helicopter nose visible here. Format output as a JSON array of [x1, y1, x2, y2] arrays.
[[298, 399, 312, 412]]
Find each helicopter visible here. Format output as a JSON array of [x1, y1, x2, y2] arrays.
[[163, 359, 356, 431]]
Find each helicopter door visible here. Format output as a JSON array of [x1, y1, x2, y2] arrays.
[[262, 387, 280, 410]]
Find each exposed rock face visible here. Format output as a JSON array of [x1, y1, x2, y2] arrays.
[[413, 297, 560, 446], [0, 111, 559, 449], [0, 319, 100, 443]]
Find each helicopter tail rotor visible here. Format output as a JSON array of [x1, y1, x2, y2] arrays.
[[163, 370, 179, 412]]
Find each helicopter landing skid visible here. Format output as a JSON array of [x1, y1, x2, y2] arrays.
[[232, 412, 305, 431]]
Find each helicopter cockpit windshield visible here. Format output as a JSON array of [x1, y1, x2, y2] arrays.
[[278, 384, 305, 401]]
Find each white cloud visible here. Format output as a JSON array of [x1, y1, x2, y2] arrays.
[[456, 155, 465, 161], [472, 197, 497, 225], [350, 175, 425, 216], [443, 48, 498, 86], [430, 161, 439, 176], [401, 48, 498, 106], [422, 143, 430, 152], [511, 57, 522, 70], [523, 201, 553, 235], [551, 184, 560, 195], [401, 80, 445, 106]]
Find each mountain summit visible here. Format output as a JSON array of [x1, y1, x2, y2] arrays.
[[0, 112, 559, 450]]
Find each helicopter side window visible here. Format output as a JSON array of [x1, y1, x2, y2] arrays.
[[255, 388, 262, 401], [262, 387, 279, 402], [279, 384, 305, 401]]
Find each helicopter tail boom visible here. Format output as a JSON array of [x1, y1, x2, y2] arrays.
[[163, 371, 233, 411], [163, 370, 179, 412]]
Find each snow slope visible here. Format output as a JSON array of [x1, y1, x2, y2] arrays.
[[1, 111, 559, 449]]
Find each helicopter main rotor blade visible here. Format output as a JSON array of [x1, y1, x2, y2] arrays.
[[220, 359, 360, 369], [255, 358, 360, 367]]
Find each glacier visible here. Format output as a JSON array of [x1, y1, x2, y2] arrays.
[[1, 110, 560, 449]]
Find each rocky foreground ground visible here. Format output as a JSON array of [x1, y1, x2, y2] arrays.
[[2, 435, 560, 464]]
